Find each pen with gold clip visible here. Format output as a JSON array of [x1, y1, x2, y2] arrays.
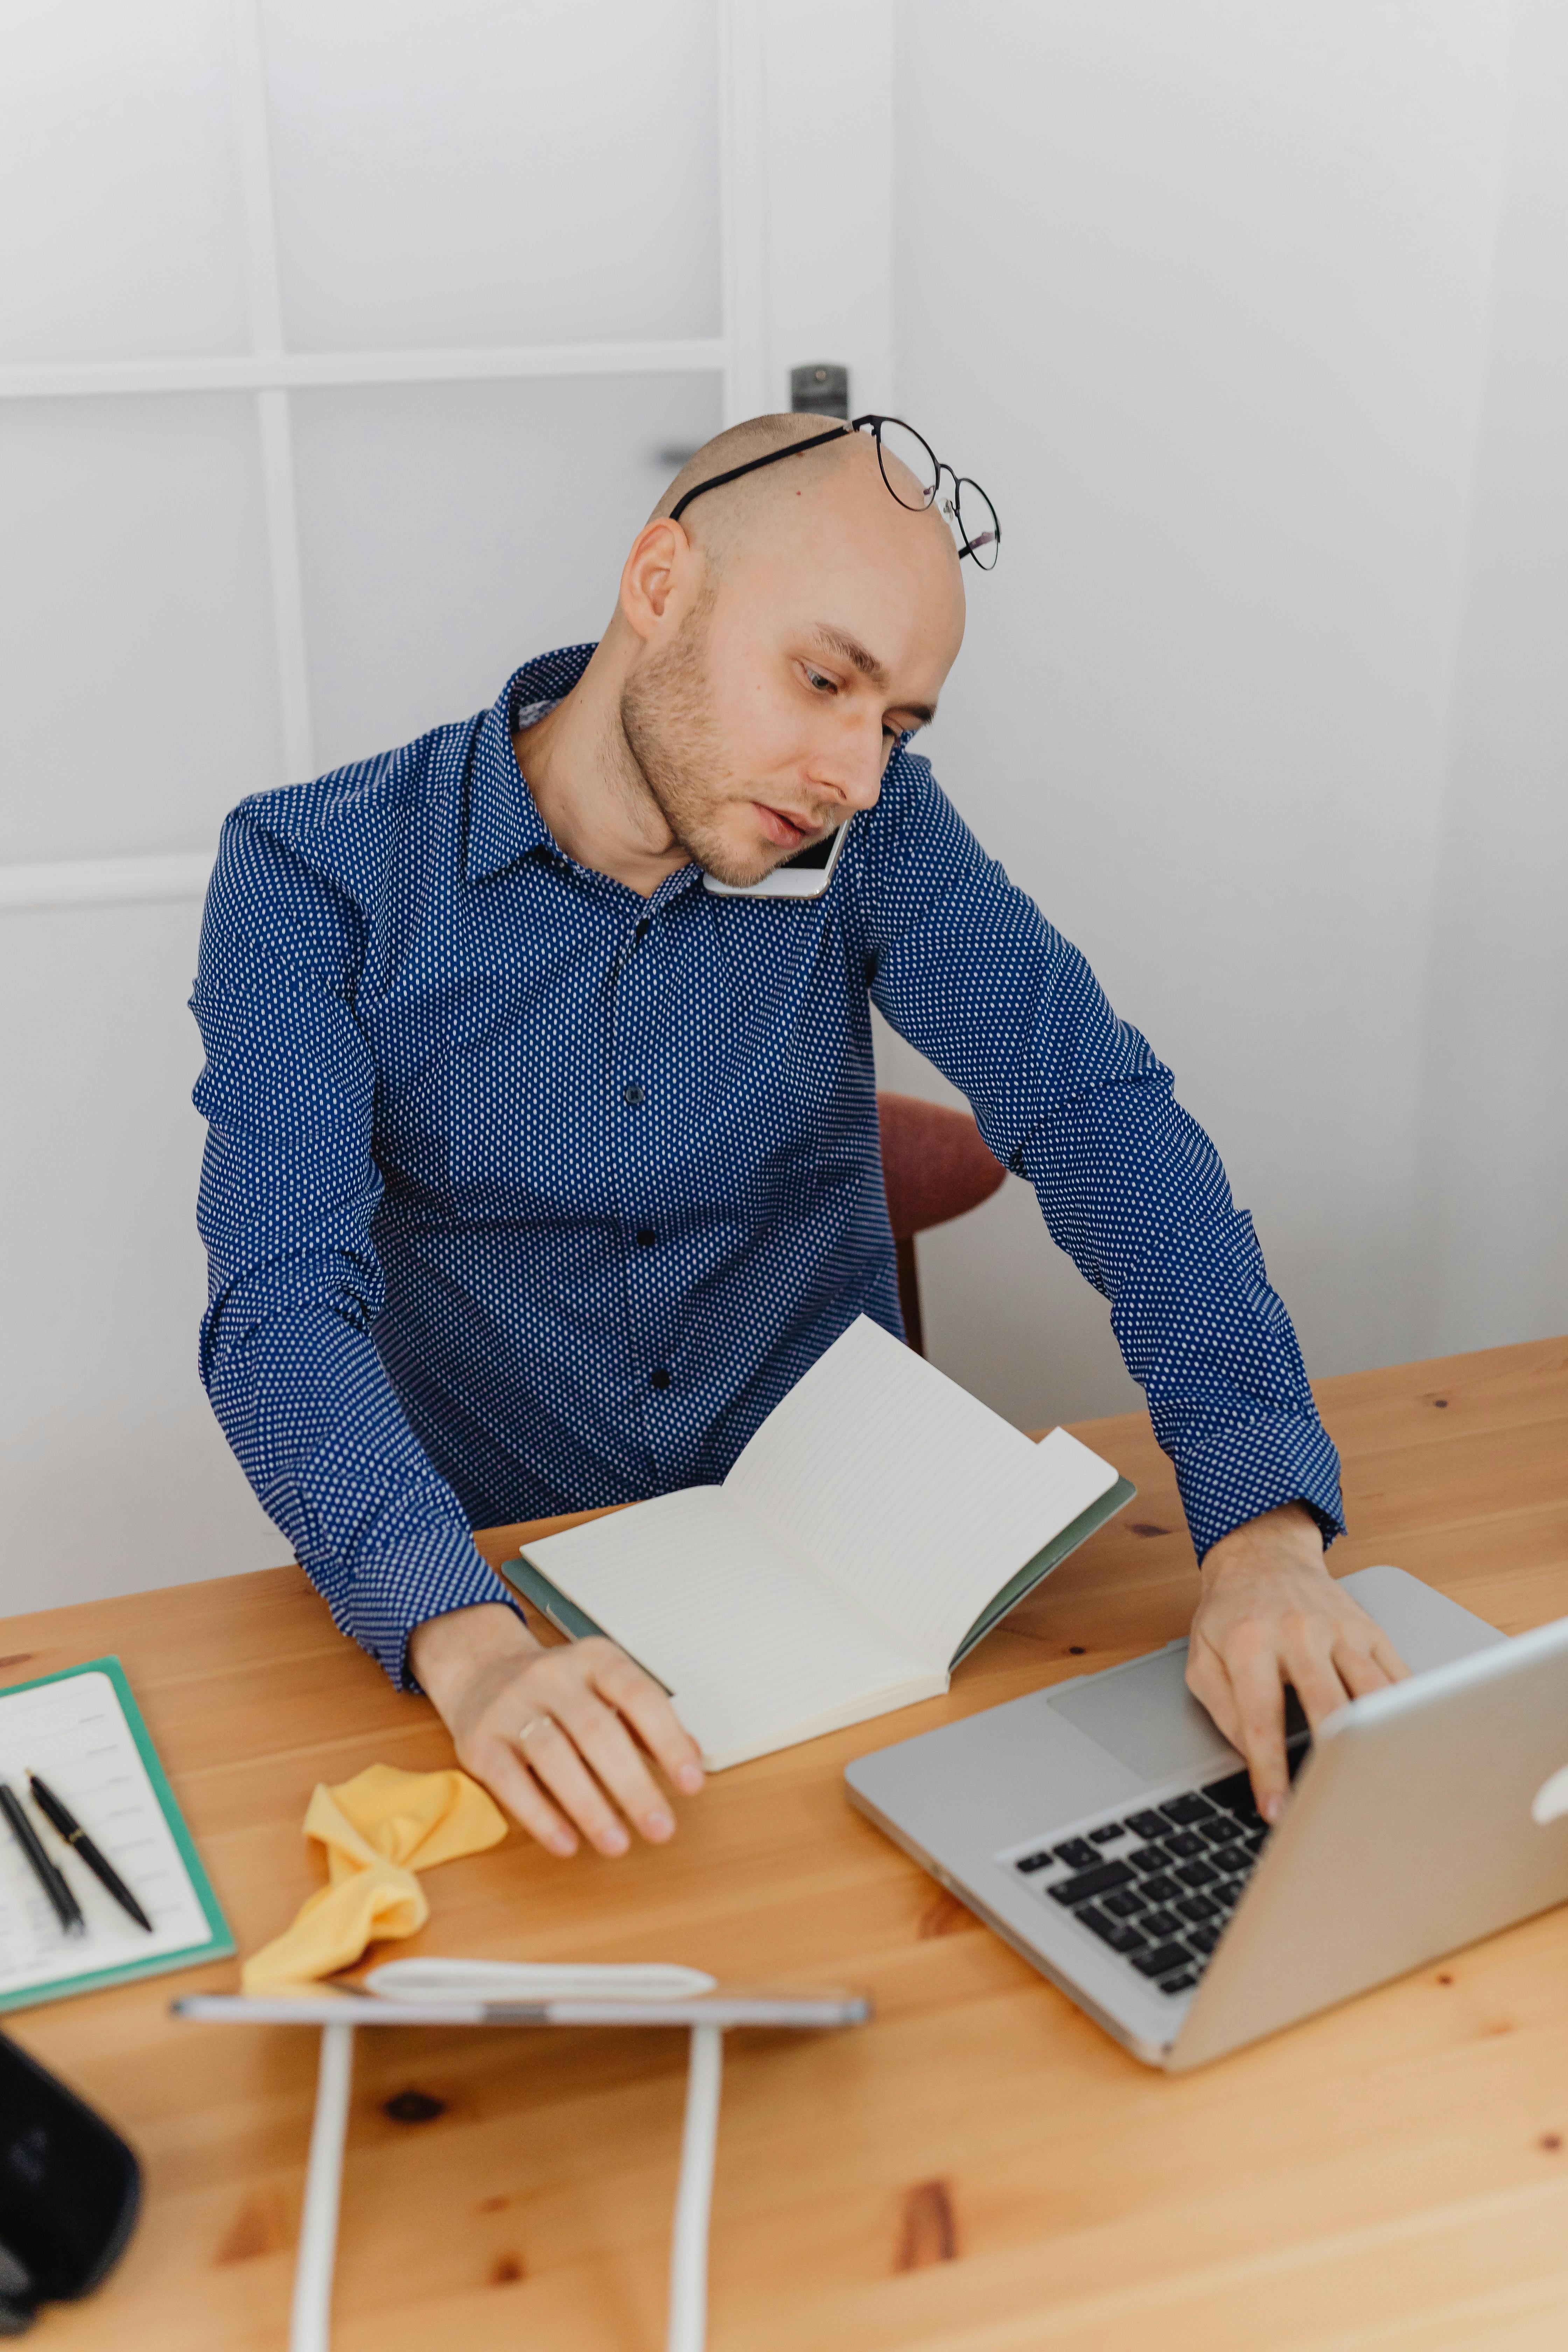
[[27, 1774, 153, 1933]]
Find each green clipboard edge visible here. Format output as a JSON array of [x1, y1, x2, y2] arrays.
[[498, 1474, 1137, 1682], [0, 1654, 235, 2015]]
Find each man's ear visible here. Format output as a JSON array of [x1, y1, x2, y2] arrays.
[[619, 518, 695, 644]]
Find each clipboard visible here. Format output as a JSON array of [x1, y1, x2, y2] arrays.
[[0, 1656, 233, 2013]]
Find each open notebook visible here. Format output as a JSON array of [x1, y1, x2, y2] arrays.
[[504, 1316, 1134, 1769], [0, 1658, 232, 2012]]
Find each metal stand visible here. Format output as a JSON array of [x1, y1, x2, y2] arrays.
[[667, 2023, 723, 2352], [177, 1984, 867, 2352], [290, 2021, 355, 2352]]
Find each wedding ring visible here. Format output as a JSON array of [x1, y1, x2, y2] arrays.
[[515, 1714, 554, 1748]]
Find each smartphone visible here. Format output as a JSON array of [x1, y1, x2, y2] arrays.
[[703, 818, 852, 899]]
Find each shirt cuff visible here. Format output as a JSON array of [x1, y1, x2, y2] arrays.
[[1170, 1415, 1346, 1563], [322, 1527, 530, 1691]]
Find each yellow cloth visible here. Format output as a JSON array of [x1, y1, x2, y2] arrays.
[[241, 1762, 508, 1993]]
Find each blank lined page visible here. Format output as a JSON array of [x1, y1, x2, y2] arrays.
[[724, 1316, 1119, 1670], [519, 1487, 939, 1769], [0, 1671, 213, 2001]]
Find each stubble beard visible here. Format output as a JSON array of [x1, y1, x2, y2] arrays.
[[618, 592, 778, 890]]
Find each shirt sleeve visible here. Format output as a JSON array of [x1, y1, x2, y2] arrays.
[[848, 751, 1344, 1559], [190, 810, 525, 1686]]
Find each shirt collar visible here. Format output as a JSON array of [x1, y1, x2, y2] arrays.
[[463, 643, 596, 883], [464, 643, 708, 909]]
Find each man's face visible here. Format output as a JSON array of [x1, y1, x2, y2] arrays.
[[620, 448, 966, 888]]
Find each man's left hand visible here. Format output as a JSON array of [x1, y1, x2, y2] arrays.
[[1185, 1501, 1409, 1823]]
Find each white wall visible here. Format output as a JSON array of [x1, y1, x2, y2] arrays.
[[886, 0, 1566, 1434], [0, 898, 285, 1602], [1412, 0, 1568, 1355]]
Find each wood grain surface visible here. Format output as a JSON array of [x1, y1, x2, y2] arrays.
[[4, 1337, 1567, 2351]]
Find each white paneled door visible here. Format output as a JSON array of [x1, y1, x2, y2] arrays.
[[0, 0, 895, 889], [0, 2, 893, 1606]]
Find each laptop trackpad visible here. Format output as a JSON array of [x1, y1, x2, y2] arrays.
[[1046, 1644, 1240, 1783]]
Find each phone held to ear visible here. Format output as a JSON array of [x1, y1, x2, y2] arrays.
[[703, 817, 851, 899]]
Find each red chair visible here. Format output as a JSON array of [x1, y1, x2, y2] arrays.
[[876, 1091, 1008, 1355]]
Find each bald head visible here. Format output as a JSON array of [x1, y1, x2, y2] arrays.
[[652, 412, 827, 523], [651, 412, 950, 576]]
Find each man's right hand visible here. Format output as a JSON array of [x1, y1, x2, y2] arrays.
[[408, 1602, 705, 1858]]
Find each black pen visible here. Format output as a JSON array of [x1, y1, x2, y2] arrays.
[[27, 1775, 153, 1934], [0, 1783, 84, 1937]]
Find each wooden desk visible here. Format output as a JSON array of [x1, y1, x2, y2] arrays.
[[5, 1338, 1567, 2351]]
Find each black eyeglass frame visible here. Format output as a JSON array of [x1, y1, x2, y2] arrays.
[[668, 414, 1000, 567]]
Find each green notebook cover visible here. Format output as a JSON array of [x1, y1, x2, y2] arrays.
[[947, 1475, 1136, 1664], [502, 1558, 611, 1645], [0, 1654, 235, 2015], [499, 1471, 1136, 1679]]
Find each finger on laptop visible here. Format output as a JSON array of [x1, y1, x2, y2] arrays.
[[1329, 1637, 1401, 1701], [1335, 1611, 1411, 1692], [1191, 1627, 1318, 1822], [1237, 1606, 1412, 1819], [1225, 1638, 1296, 1823], [1280, 1621, 1358, 1731], [1184, 1625, 1288, 1821]]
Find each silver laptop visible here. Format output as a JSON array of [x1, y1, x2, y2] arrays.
[[845, 1567, 1568, 2068]]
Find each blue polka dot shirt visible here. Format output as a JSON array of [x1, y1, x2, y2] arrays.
[[192, 644, 1343, 1687]]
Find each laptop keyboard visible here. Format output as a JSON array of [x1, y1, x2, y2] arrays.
[[1009, 1765, 1278, 1997]]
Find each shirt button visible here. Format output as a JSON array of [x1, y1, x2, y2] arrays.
[[650, 1367, 672, 1390], [622, 1083, 644, 1106], [635, 918, 650, 940], [635, 1228, 657, 1246]]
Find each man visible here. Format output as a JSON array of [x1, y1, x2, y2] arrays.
[[192, 411, 1406, 1865]]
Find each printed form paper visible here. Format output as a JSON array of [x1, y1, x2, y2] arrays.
[[0, 1671, 211, 2000]]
